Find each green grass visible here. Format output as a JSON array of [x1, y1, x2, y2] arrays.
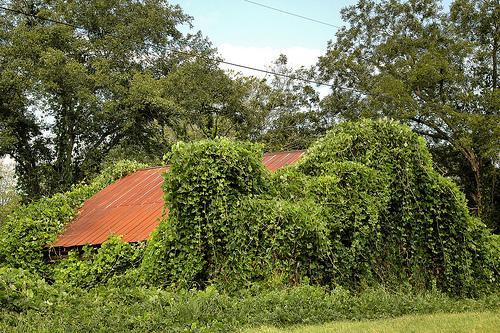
[[243, 311, 500, 333]]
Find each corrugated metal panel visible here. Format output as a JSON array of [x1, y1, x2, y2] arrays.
[[52, 167, 167, 247], [262, 150, 304, 172], [52, 150, 304, 248]]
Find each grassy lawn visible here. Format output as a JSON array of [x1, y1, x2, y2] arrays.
[[243, 311, 500, 333]]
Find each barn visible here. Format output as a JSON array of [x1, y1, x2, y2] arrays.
[[49, 150, 304, 253]]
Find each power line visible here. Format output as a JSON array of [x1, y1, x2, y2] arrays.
[[0, 5, 78, 28], [215, 60, 333, 88], [157, 47, 340, 89], [242, 0, 340, 29], [0, 5, 360, 92]]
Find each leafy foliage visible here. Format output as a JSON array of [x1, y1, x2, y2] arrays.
[[274, 162, 391, 289], [296, 119, 497, 294], [160, 59, 267, 140], [222, 198, 330, 288], [317, 0, 499, 230], [0, 267, 54, 313], [0, 283, 499, 332], [0, 160, 145, 277], [255, 54, 324, 151], [140, 138, 269, 287], [0, 0, 206, 198], [1, 119, 496, 297], [140, 119, 497, 295], [54, 235, 145, 289]]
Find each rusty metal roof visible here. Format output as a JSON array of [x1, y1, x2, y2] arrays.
[[52, 150, 304, 248]]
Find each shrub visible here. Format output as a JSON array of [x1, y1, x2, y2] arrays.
[[137, 119, 497, 295], [295, 119, 498, 294], [2, 119, 495, 297], [1, 284, 498, 332], [274, 161, 391, 288], [0, 160, 145, 278], [54, 235, 145, 289], [0, 267, 53, 313], [140, 139, 269, 287], [223, 198, 330, 288]]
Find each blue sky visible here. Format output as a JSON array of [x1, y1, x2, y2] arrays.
[[170, 0, 346, 50], [169, 0, 452, 75], [169, 0, 359, 75]]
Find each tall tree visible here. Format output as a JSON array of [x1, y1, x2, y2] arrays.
[[0, 0, 205, 198], [161, 59, 265, 140], [317, 0, 499, 230], [254, 55, 323, 152]]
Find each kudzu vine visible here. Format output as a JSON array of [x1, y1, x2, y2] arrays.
[[0, 160, 146, 278], [8, 120, 497, 296], [139, 119, 497, 295]]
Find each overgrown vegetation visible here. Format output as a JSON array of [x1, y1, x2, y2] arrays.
[[54, 235, 145, 289], [140, 138, 270, 288], [318, 0, 499, 231], [1, 0, 498, 331], [0, 160, 145, 277], [292, 119, 498, 294], [1, 0, 496, 230], [0, 119, 498, 332], [136, 119, 498, 295], [1, 267, 499, 332]]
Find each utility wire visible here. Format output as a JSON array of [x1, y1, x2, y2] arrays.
[[0, 5, 78, 28], [243, 0, 340, 29], [0, 5, 362, 92], [213, 60, 333, 88]]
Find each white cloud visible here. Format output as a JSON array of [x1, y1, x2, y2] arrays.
[[217, 43, 322, 78], [217, 43, 331, 97]]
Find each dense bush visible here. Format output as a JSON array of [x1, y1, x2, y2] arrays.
[[54, 235, 145, 289], [271, 162, 391, 288], [0, 267, 54, 313], [0, 160, 145, 278], [295, 119, 497, 294], [223, 198, 330, 288], [1, 284, 498, 332], [139, 119, 497, 295], [140, 138, 269, 287], [1, 119, 496, 297]]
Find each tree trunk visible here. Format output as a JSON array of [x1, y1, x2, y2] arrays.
[[460, 146, 484, 217], [492, 20, 498, 91], [56, 102, 76, 193]]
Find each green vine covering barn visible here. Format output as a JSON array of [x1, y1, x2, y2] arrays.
[[1, 120, 497, 297]]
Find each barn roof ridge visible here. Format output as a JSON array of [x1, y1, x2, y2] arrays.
[[135, 149, 307, 171]]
